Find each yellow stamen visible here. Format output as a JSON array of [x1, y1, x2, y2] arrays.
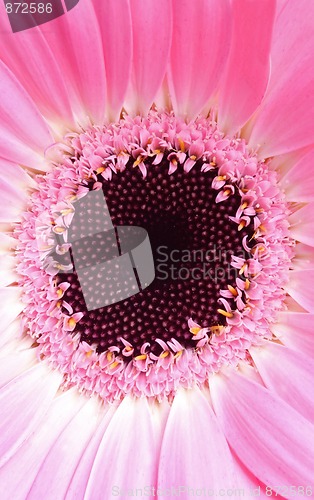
[[134, 354, 147, 361], [217, 309, 233, 318], [86, 350, 93, 358], [178, 138, 185, 152], [239, 263, 248, 275], [249, 231, 257, 241], [241, 201, 248, 210], [216, 175, 226, 181], [56, 288, 63, 298], [60, 208, 74, 216], [107, 351, 113, 362], [160, 351, 170, 358], [190, 155, 197, 161], [67, 317, 77, 329], [223, 189, 231, 197], [210, 325, 224, 336], [133, 155, 144, 168], [109, 361, 120, 370], [190, 326, 201, 335], [227, 285, 238, 297], [174, 350, 183, 359], [96, 166, 105, 174], [54, 226, 65, 234], [238, 220, 246, 231], [245, 279, 250, 290]]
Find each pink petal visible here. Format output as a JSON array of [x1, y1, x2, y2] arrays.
[[0, 364, 62, 468], [248, 1, 314, 157], [289, 203, 314, 247], [233, 454, 272, 499], [168, 0, 231, 120], [218, 0, 276, 136], [210, 371, 314, 488], [129, 0, 172, 115], [92, 0, 132, 121], [158, 387, 237, 490], [250, 342, 314, 421], [0, 255, 16, 286], [0, 320, 20, 351], [0, 233, 16, 255], [280, 149, 314, 202], [65, 405, 118, 499], [0, 349, 36, 389], [0, 161, 36, 191], [285, 270, 314, 312], [0, 178, 27, 222], [0, 1, 74, 129], [272, 311, 314, 358], [0, 61, 52, 169], [271, 146, 314, 179], [28, 398, 101, 499], [40, 0, 106, 126], [85, 396, 158, 498], [292, 243, 314, 271], [0, 389, 85, 499], [0, 287, 23, 331]]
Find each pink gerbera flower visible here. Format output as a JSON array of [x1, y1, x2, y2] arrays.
[[0, 0, 314, 497]]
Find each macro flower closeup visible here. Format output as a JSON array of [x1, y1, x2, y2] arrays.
[[0, 0, 314, 497]]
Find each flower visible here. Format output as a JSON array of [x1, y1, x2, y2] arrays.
[[0, 0, 314, 497]]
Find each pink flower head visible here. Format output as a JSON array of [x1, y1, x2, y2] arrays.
[[1, 0, 314, 495]]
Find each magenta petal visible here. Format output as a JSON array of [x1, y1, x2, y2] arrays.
[[250, 342, 314, 421], [248, 1, 314, 157], [210, 371, 314, 488], [219, 0, 276, 136], [129, 0, 172, 115], [168, 0, 231, 120], [158, 387, 237, 490]]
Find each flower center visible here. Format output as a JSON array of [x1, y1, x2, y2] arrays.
[[16, 111, 292, 401], [57, 157, 250, 355]]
